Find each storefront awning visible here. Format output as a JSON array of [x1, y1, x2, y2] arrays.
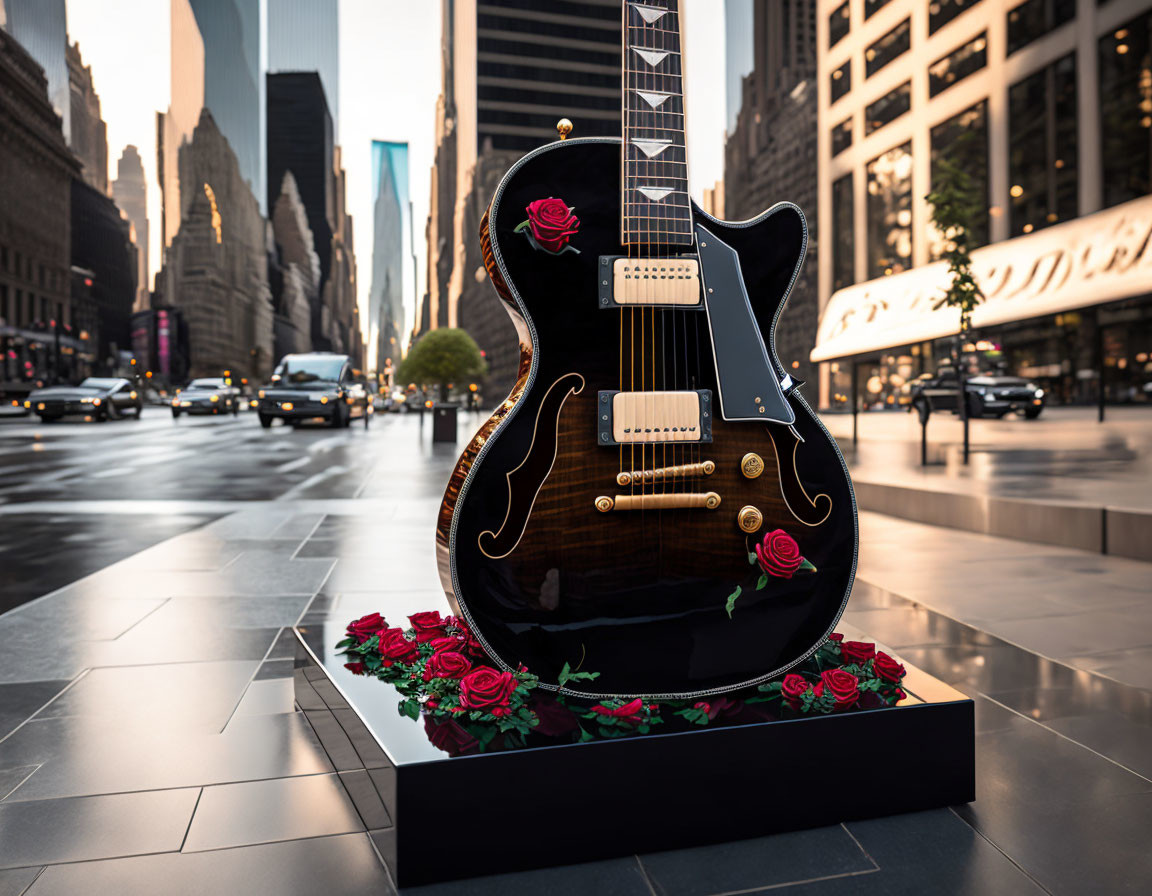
[[811, 193, 1152, 362]]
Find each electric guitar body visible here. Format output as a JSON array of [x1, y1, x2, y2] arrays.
[[436, 1, 855, 699]]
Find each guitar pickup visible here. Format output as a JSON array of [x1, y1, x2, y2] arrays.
[[597, 256, 702, 308], [597, 390, 712, 445]]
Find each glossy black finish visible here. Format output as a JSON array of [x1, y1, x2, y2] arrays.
[[909, 370, 1046, 419], [27, 377, 142, 422], [448, 138, 857, 698], [295, 624, 973, 889]]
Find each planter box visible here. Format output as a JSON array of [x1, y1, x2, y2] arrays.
[[294, 625, 974, 888]]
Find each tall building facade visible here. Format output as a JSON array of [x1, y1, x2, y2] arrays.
[[267, 0, 339, 132], [66, 41, 107, 195], [422, 0, 622, 400], [369, 141, 408, 374], [813, 0, 1152, 409], [2, 0, 68, 140], [156, 110, 273, 381], [189, 0, 264, 209], [159, 0, 206, 250], [269, 170, 319, 359], [0, 26, 82, 383], [112, 145, 150, 310], [725, 0, 819, 390], [266, 71, 336, 350]]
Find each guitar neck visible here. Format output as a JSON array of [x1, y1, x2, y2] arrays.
[[621, 0, 693, 248]]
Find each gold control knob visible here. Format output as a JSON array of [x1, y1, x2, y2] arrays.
[[737, 505, 763, 533], [556, 118, 573, 140], [595, 495, 613, 512], [741, 453, 764, 479]]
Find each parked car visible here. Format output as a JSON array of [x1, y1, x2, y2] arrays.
[[908, 369, 1046, 419], [255, 353, 371, 428], [0, 381, 35, 416], [171, 377, 241, 418], [26, 377, 142, 422]]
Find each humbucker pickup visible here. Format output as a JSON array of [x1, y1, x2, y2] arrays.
[[597, 256, 702, 309], [597, 390, 712, 445]]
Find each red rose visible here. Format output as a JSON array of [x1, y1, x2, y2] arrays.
[[423, 717, 479, 756], [841, 641, 876, 665], [344, 661, 366, 675], [423, 650, 472, 682], [821, 669, 860, 710], [828, 632, 844, 643], [780, 673, 810, 710], [525, 198, 579, 252], [873, 651, 906, 683], [346, 612, 386, 643], [755, 529, 803, 579], [377, 628, 419, 666], [428, 635, 462, 653], [529, 694, 580, 737], [408, 611, 446, 643], [591, 697, 645, 723], [459, 666, 518, 710], [445, 617, 488, 659]]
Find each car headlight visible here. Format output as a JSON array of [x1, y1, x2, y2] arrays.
[[210, 394, 219, 402], [258, 390, 265, 399], [24, 401, 31, 409], [249, 399, 258, 408], [172, 399, 179, 406], [1034, 388, 1044, 398], [319, 396, 329, 404], [130, 391, 138, 400]]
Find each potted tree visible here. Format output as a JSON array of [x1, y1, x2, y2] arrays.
[[397, 329, 488, 442]]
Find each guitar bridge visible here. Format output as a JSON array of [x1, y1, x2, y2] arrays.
[[597, 390, 712, 445]]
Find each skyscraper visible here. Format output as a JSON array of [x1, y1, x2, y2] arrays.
[[66, 41, 107, 195], [369, 141, 408, 374], [267, 0, 339, 133], [2, 0, 68, 140], [188, 0, 264, 210], [724, 0, 754, 134], [266, 71, 335, 349], [159, 0, 205, 250], [112, 145, 149, 310]]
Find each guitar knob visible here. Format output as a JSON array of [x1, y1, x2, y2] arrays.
[[741, 453, 764, 479], [737, 505, 763, 533]]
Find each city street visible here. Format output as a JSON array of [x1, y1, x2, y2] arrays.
[[0, 407, 1149, 893]]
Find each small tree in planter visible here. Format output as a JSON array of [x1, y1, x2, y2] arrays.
[[925, 134, 985, 463], [397, 328, 487, 403]]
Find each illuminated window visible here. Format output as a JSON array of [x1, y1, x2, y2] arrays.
[[929, 33, 987, 97], [1099, 12, 1152, 208], [1008, 54, 1078, 236], [866, 82, 911, 135], [930, 0, 979, 35], [832, 117, 853, 156], [866, 143, 913, 279], [830, 60, 851, 103], [866, 19, 910, 78]]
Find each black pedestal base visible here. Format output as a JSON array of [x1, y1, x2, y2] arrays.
[[294, 628, 974, 888]]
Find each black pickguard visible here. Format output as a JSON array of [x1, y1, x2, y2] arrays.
[[444, 138, 857, 699]]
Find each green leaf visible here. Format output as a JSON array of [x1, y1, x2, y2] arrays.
[[725, 585, 743, 618], [798, 558, 817, 573], [399, 699, 420, 721], [755, 574, 769, 591]]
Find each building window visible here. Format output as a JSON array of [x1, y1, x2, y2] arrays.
[[930, 101, 990, 253], [0, 284, 8, 324], [1008, 53, 1078, 236], [1007, 0, 1075, 56], [929, 33, 987, 97], [865, 0, 893, 19], [866, 20, 910, 77], [829, 2, 850, 48], [832, 117, 853, 156], [866, 82, 911, 134], [1099, 13, 1152, 209], [832, 174, 855, 291], [830, 60, 851, 103], [930, 0, 978, 35], [867, 143, 913, 278]]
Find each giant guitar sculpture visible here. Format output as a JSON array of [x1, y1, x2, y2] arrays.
[[437, 0, 857, 699]]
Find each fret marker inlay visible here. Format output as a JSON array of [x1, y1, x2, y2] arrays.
[[637, 186, 675, 202], [631, 47, 670, 68], [632, 3, 668, 24], [632, 138, 673, 158], [636, 90, 671, 108]]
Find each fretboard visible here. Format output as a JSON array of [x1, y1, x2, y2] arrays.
[[621, 0, 692, 248]]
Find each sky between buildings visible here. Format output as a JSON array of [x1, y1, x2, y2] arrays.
[[63, 0, 727, 346]]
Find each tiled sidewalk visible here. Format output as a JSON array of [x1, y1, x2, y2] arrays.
[[1, 418, 1150, 893]]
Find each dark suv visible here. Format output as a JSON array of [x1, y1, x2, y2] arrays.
[[255, 353, 370, 428], [908, 369, 1046, 420]]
